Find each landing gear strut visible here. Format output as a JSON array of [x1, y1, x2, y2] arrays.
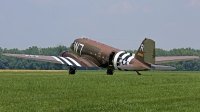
[[69, 66, 76, 75], [136, 71, 141, 75], [107, 69, 114, 75]]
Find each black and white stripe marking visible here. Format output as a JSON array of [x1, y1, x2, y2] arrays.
[[52, 56, 81, 67], [113, 51, 135, 70]]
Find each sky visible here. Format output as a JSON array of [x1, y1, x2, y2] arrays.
[[0, 0, 200, 50]]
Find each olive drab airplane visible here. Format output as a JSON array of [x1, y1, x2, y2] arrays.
[[3, 38, 199, 75]]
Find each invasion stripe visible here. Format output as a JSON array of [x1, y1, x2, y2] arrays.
[[121, 53, 130, 59], [117, 53, 132, 66], [123, 55, 131, 65], [52, 56, 64, 64], [56, 57, 69, 65], [117, 52, 126, 57], [119, 52, 127, 57], [66, 57, 81, 67], [124, 55, 132, 61], [127, 56, 134, 65], [63, 57, 76, 66], [129, 53, 135, 57], [113, 51, 125, 70], [117, 52, 126, 66], [60, 57, 73, 66]]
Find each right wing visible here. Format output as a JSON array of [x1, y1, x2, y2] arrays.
[[3, 53, 98, 67], [154, 56, 199, 70], [155, 56, 199, 64]]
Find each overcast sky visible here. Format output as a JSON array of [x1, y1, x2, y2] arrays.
[[0, 0, 200, 50]]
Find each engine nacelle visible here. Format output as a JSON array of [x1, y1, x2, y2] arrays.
[[113, 51, 135, 70], [60, 51, 79, 59]]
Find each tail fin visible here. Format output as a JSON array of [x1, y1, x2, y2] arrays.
[[135, 38, 155, 64]]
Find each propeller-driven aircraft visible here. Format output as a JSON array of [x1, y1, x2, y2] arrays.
[[3, 38, 199, 75]]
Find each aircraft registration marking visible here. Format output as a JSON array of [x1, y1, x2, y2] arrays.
[[140, 44, 144, 51], [74, 41, 84, 55]]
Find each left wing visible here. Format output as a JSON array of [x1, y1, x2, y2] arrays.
[[3, 53, 97, 67], [155, 56, 199, 64]]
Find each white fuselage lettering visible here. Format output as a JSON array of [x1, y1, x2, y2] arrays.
[[74, 42, 84, 56]]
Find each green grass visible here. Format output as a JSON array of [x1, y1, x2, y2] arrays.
[[0, 70, 200, 112]]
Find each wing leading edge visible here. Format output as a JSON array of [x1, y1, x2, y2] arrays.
[[3, 53, 97, 67]]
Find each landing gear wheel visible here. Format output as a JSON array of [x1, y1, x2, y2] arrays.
[[69, 66, 76, 75], [107, 69, 114, 75], [136, 71, 141, 75]]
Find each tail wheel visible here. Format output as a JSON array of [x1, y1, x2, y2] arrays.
[[107, 69, 114, 75], [136, 71, 141, 75]]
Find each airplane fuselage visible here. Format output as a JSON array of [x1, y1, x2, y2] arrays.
[[70, 38, 149, 71], [71, 38, 120, 67]]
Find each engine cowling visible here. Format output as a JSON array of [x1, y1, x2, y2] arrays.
[[113, 51, 135, 70], [60, 51, 79, 59]]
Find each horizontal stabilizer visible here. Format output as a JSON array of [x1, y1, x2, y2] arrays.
[[151, 64, 176, 70]]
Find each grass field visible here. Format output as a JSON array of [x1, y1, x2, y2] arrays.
[[0, 70, 200, 112]]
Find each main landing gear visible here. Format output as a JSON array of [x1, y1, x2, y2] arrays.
[[106, 69, 142, 75], [107, 69, 114, 75], [69, 66, 76, 75], [136, 71, 141, 75]]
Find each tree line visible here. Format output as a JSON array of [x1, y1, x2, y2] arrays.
[[0, 46, 200, 71]]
